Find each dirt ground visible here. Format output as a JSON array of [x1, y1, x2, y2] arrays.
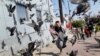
[[33, 32, 100, 56]]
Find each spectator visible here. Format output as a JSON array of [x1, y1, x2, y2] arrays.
[[80, 27, 85, 40], [84, 26, 90, 37], [66, 21, 72, 30], [49, 24, 58, 43]]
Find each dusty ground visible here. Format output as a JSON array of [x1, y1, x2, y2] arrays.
[[33, 32, 100, 56]]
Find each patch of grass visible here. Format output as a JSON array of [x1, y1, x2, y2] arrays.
[[72, 20, 85, 28], [96, 25, 100, 31]]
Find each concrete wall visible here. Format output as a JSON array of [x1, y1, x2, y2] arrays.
[[0, 0, 55, 56]]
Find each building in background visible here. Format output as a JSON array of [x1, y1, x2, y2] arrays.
[[0, 0, 56, 56]]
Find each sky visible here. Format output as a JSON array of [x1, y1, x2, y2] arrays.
[[52, 0, 100, 18]]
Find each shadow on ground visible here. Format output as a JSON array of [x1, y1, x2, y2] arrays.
[[95, 36, 100, 37], [90, 49, 100, 52], [78, 42, 92, 45], [86, 44, 100, 49], [36, 52, 59, 56]]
